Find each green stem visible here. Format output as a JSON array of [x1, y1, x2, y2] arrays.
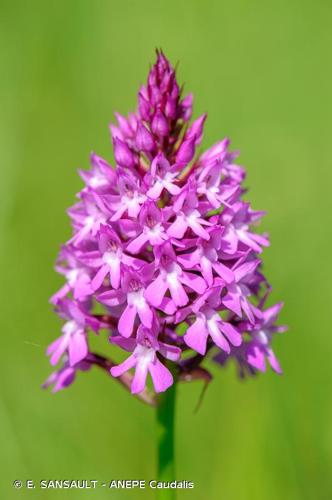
[[156, 378, 177, 499]]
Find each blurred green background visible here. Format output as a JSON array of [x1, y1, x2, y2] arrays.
[[1, 0, 331, 499]]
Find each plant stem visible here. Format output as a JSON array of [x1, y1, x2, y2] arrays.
[[156, 378, 177, 499]]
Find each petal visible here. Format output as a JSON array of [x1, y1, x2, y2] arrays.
[[137, 301, 153, 328], [126, 233, 149, 254], [246, 344, 266, 372], [168, 279, 189, 307], [159, 342, 181, 362], [52, 368, 76, 392], [145, 275, 168, 307], [147, 180, 163, 200], [240, 297, 255, 324], [222, 289, 242, 317], [91, 265, 109, 292], [177, 250, 200, 269], [149, 358, 173, 393], [97, 289, 125, 307], [158, 297, 177, 315], [111, 354, 137, 377], [109, 259, 121, 289], [201, 257, 214, 286], [188, 219, 210, 240], [73, 275, 92, 300], [219, 322, 242, 346], [50, 283, 70, 304], [131, 357, 150, 394], [266, 348, 282, 374], [262, 302, 284, 326], [180, 271, 207, 294], [48, 335, 69, 366], [207, 320, 230, 353], [213, 261, 234, 284], [68, 330, 88, 366], [164, 181, 181, 196], [118, 305, 137, 337], [110, 336, 137, 352], [220, 225, 238, 254], [237, 230, 262, 253], [184, 317, 209, 355], [110, 204, 127, 221], [167, 216, 187, 239], [233, 260, 260, 282]]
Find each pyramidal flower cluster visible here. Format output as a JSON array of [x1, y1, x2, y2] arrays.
[[44, 51, 285, 398]]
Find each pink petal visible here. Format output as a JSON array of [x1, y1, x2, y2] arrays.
[[97, 289, 125, 307], [149, 358, 173, 393], [222, 290, 242, 317], [145, 275, 168, 307], [188, 219, 210, 240], [177, 251, 200, 269], [237, 231, 262, 253], [247, 345, 266, 372], [180, 271, 207, 294], [159, 342, 181, 362], [220, 225, 238, 254], [111, 354, 137, 377], [233, 260, 259, 282], [118, 305, 137, 337], [126, 233, 149, 254], [158, 297, 177, 315], [207, 321, 230, 353], [201, 257, 214, 285], [147, 181, 163, 200], [91, 265, 109, 292], [267, 348, 282, 374], [219, 322, 242, 346], [109, 259, 121, 289], [48, 335, 69, 366], [137, 302, 153, 328], [164, 181, 181, 195], [240, 297, 255, 324], [131, 358, 150, 394], [213, 261, 234, 284], [50, 283, 70, 304], [184, 317, 209, 355], [168, 279, 188, 307], [73, 275, 92, 300], [167, 216, 187, 239], [68, 331, 88, 366], [110, 336, 137, 352]]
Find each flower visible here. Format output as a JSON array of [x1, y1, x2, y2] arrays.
[[146, 153, 180, 199], [110, 324, 181, 394], [47, 299, 99, 367], [45, 51, 285, 398], [213, 302, 286, 377]]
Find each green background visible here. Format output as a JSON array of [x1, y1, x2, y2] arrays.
[[1, 1, 331, 499]]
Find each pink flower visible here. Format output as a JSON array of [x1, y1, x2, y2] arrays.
[[46, 51, 285, 397], [110, 324, 181, 394]]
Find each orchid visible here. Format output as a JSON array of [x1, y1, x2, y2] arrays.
[[45, 51, 286, 497], [47, 299, 99, 367], [111, 324, 181, 394]]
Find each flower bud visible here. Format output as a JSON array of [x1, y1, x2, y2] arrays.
[[113, 138, 135, 168], [114, 113, 133, 138], [135, 123, 155, 152], [179, 93, 193, 121], [176, 135, 196, 166], [152, 110, 169, 137], [186, 114, 207, 145], [165, 98, 177, 119], [138, 91, 151, 121]]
